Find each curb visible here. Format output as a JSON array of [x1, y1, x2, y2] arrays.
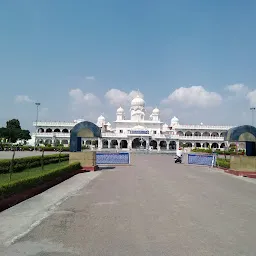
[[215, 166, 256, 179]]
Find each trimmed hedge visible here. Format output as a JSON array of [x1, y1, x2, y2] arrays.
[[216, 158, 230, 169], [0, 162, 81, 199], [0, 153, 69, 174]]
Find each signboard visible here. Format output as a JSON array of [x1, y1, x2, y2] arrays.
[[96, 152, 130, 165], [130, 130, 149, 134], [188, 154, 216, 167]]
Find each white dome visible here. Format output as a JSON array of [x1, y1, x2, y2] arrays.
[[171, 116, 179, 123], [163, 123, 168, 128], [106, 122, 111, 126], [116, 107, 124, 114], [97, 115, 105, 121], [131, 95, 145, 107], [74, 119, 85, 123], [152, 107, 160, 114]]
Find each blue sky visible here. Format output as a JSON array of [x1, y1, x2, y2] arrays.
[[0, 0, 256, 130]]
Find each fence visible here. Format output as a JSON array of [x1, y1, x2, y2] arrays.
[[188, 153, 216, 167], [96, 152, 130, 165]]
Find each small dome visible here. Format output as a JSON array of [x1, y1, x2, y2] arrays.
[[131, 95, 145, 107], [152, 107, 160, 114], [97, 115, 105, 121], [74, 119, 85, 123], [171, 116, 179, 123], [163, 123, 168, 128], [106, 122, 111, 126], [117, 107, 124, 114]]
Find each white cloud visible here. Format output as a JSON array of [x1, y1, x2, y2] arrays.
[[247, 89, 256, 107], [69, 88, 101, 106], [104, 89, 144, 107], [86, 76, 95, 80], [162, 86, 222, 108], [68, 88, 102, 121], [15, 95, 34, 103], [226, 83, 248, 94]]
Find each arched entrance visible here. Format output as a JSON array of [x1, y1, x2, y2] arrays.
[[169, 141, 176, 150], [70, 121, 101, 152], [160, 141, 167, 149], [110, 140, 118, 148], [150, 140, 157, 149], [120, 140, 128, 148], [102, 139, 108, 148], [211, 142, 219, 148], [132, 138, 146, 149]]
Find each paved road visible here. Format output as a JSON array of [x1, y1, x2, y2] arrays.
[[1, 154, 256, 255]]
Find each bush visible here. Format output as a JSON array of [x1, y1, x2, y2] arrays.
[[192, 148, 213, 153], [0, 153, 69, 174], [0, 162, 81, 199], [216, 158, 230, 169]]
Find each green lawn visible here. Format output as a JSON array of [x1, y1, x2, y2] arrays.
[[0, 161, 69, 186]]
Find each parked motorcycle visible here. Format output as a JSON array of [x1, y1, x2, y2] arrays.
[[174, 155, 182, 163]]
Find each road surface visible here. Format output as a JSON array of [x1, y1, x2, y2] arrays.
[[1, 154, 256, 255]]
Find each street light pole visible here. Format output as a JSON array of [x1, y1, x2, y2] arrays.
[[250, 107, 255, 127], [34, 102, 41, 150]]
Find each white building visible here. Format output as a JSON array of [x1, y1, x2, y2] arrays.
[[30, 93, 233, 151]]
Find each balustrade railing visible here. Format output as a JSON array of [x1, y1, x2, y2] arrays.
[[33, 121, 75, 127], [175, 124, 233, 130], [33, 132, 225, 141]]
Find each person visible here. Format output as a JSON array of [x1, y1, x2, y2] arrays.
[[176, 147, 183, 158]]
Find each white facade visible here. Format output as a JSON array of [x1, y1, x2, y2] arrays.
[[30, 93, 233, 151]]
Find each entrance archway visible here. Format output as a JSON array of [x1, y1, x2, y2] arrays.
[[169, 141, 176, 150], [150, 140, 157, 149], [160, 141, 167, 149], [70, 121, 101, 152], [132, 138, 146, 149], [120, 140, 128, 148]]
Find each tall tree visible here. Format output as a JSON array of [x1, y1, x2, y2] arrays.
[[0, 119, 31, 143], [6, 119, 21, 130]]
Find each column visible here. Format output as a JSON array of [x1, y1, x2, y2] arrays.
[[157, 140, 161, 151], [176, 140, 179, 150], [98, 138, 102, 150], [128, 139, 132, 150], [108, 139, 111, 149]]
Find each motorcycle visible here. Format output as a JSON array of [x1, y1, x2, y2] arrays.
[[174, 155, 182, 163]]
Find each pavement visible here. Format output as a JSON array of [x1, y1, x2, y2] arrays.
[[0, 154, 256, 255]]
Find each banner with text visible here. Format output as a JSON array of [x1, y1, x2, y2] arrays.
[[96, 152, 130, 165], [188, 154, 216, 167]]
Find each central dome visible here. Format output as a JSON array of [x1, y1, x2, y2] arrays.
[[131, 95, 145, 107]]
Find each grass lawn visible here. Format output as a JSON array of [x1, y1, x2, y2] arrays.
[[0, 161, 69, 186]]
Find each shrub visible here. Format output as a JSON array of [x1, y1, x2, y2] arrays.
[[191, 148, 213, 153], [0, 162, 81, 199], [0, 153, 69, 174], [216, 158, 230, 169]]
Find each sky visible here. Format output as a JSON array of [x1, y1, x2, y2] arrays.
[[0, 0, 256, 131]]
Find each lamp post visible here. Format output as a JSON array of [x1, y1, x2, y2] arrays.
[[250, 107, 255, 127], [34, 102, 40, 150]]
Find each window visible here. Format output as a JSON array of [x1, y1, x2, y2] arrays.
[[120, 129, 123, 133], [153, 131, 156, 134]]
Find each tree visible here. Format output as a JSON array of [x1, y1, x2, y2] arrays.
[[19, 130, 31, 141], [0, 119, 31, 143]]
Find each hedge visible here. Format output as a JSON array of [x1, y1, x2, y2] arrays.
[[0, 162, 81, 199], [0, 153, 69, 174], [216, 158, 230, 169]]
